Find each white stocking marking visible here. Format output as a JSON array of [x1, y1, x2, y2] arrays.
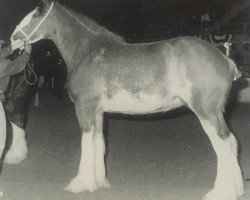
[[95, 132, 110, 188], [4, 122, 28, 164], [79, 127, 96, 180], [65, 126, 97, 193], [0, 103, 6, 158], [200, 120, 244, 200]]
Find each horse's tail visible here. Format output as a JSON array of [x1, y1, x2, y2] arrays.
[[221, 56, 241, 113], [225, 56, 241, 82]]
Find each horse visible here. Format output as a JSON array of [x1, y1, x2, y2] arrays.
[[1, 58, 37, 165], [1, 43, 67, 164], [0, 49, 35, 166], [2, 72, 30, 164], [10, 1, 244, 199]]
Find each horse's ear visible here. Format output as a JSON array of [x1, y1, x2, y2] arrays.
[[34, 0, 53, 16], [42, 0, 50, 5], [43, 0, 53, 7], [36, 0, 46, 15]]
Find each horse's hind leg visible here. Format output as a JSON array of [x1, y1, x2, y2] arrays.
[[189, 99, 244, 200], [200, 116, 244, 200]]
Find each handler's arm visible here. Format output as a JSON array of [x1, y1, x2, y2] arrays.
[[0, 52, 30, 80], [8, 52, 30, 75], [0, 46, 12, 58]]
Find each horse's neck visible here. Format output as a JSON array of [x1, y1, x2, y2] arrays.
[[49, 5, 94, 70]]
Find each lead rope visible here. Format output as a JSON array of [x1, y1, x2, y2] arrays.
[[24, 61, 37, 85]]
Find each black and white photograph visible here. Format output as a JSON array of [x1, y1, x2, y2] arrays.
[[0, 0, 249, 199]]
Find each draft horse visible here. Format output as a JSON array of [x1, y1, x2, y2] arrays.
[[2, 69, 32, 164], [0, 50, 35, 166], [10, 1, 244, 199], [2, 44, 67, 165], [1, 48, 67, 170]]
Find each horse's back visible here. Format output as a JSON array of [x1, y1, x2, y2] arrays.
[[104, 36, 232, 88]]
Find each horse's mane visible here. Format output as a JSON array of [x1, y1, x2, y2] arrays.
[[57, 3, 124, 42]]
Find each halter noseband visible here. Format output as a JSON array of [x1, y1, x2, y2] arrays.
[[13, 2, 54, 44]]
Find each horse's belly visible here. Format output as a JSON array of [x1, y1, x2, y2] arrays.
[[101, 90, 164, 114]]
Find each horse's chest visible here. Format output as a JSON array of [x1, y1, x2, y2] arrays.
[[100, 89, 163, 114]]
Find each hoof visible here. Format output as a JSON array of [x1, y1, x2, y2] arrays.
[[97, 179, 110, 189], [4, 125, 28, 165], [203, 188, 243, 200], [4, 148, 28, 164], [64, 177, 97, 193]]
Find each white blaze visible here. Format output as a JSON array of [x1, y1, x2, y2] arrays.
[[11, 8, 38, 38], [11, 2, 54, 44]]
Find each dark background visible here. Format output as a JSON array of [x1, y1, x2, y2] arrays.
[[0, 0, 248, 42], [0, 1, 250, 199]]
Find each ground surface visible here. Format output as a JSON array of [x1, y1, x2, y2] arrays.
[[0, 89, 249, 200]]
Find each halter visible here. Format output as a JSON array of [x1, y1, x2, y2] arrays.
[[13, 2, 54, 44], [224, 42, 231, 57]]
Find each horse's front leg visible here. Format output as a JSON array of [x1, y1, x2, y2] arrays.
[[65, 100, 109, 193], [4, 121, 28, 164], [95, 112, 110, 189], [3, 110, 28, 165]]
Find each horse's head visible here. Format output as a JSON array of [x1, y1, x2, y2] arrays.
[[11, 0, 54, 45]]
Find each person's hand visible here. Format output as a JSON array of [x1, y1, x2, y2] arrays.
[[11, 39, 24, 51], [24, 42, 32, 54]]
